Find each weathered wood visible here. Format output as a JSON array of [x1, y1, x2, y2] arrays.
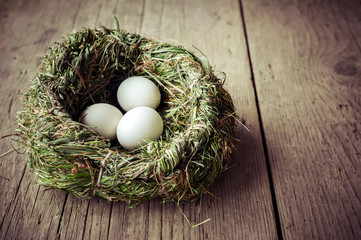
[[141, 0, 278, 239], [0, 0, 76, 238], [1, 0, 278, 239], [56, 1, 149, 239], [242, 0, 361, 239]]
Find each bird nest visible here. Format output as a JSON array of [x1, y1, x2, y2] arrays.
[[16, 25, 238, 206]]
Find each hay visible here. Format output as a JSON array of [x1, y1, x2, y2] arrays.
[[16, 24, 237, 206]]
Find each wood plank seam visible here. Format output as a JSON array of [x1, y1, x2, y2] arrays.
[[238, 1, 284, 239], [138, 0, 147, 33], [55, 194, 69, 238], [106, 202, 114, 240], [0, 164, 27, 230]]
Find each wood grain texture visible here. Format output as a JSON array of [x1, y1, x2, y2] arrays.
[[0, 0, 278, 239], [242, 0, 361, 239], [0, 0, 82, 239], [141, 0, 278, 239]]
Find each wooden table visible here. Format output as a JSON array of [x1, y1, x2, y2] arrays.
[[1, 0, 360, 239]]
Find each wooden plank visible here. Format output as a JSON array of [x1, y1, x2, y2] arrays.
[[140, 0, 278, 239], [0, 0, 90, 239], [58, 0, 150, 239], [0, 0, 74, 238], [242, 0, 361, 239], [1, 0, 278, 239]]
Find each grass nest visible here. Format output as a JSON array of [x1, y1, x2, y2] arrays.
[[16, 24, 238, 206]]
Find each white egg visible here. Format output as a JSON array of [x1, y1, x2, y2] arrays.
[[80, 103, 123, 141], [117, 76, 161, 111], [117, 106, 163, 150]]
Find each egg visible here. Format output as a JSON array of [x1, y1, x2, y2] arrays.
[[80, 103, 123, 140], [117, 106, 164, 150], [117, 76, 161, 111]]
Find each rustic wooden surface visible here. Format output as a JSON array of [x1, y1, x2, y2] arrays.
[[242, 0, 361, 239], [0, 0, 360, 239]]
